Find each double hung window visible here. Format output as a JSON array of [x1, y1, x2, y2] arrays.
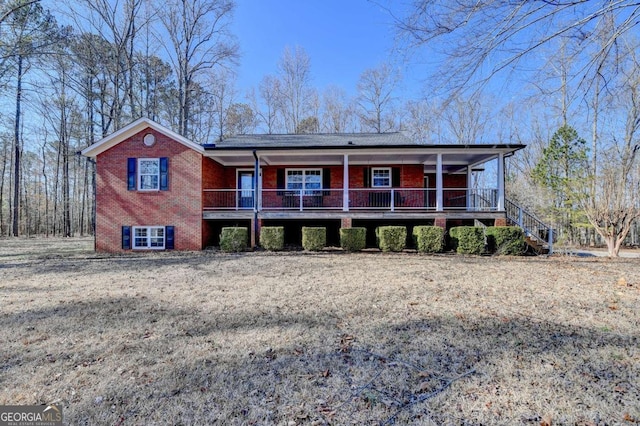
[[372, 168, 391, 188], [138, 158, 160, 190], [133, 226, 165, 249], [286, 169, 322, 195]]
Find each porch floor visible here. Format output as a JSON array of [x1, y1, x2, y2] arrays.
[[202, 209, 506, 221]]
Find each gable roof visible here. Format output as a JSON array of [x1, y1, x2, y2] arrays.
[[81, 117, 204, 158]]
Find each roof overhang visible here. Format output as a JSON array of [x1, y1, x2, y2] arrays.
[[81, 117, 204, 158], [204, 145, 525, 171]]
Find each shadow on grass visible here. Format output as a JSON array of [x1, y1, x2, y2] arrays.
[[2, 295, 638, 425]]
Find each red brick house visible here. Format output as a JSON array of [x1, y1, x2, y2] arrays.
[[82, 118, 526, 251]]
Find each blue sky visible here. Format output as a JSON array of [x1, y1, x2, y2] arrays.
[[230, 0, 417, 98]]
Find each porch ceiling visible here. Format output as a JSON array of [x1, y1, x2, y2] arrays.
[[204, 146, 521, 169]]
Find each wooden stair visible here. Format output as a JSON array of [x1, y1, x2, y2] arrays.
[[506, 198, 554, 255], [525, 236, 549, 255]]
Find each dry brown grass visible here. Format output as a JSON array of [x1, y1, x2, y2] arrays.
[[0, 237, 639, 425]]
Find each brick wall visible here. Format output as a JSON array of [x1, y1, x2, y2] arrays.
[[96, 128, 203, 252]]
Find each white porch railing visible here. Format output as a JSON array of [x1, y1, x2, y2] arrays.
[[261, 189, 344, 210], [203, 189, 255, 210], [203, 188, 499, 212]]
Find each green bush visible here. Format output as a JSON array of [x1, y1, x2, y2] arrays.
[[219, 227, 248, 252], [486, 226, 525, 255], [449, 226, 484, 255], [302, 227, 326, 251], [260, 226, 284, 251], [412, 226, 444, 253], [340, 227, 366, 252], [377, 226, 407, 252]]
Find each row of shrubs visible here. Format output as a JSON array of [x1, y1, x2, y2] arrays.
[[220, 225, 525, 255]]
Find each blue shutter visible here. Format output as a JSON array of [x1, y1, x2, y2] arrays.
[[276, 169, 285, 195], [363, 167, 371, 188], [392, 167, 401, 187], [127, 158, 136, 190], [165, 226, 174, 249], [323, 168, 331, 196], [122, 226, 131, 249], [159, 157, 169, 190]]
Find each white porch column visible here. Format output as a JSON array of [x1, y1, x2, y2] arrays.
[[436, 153, 443, 212], [497, 152, 505, 211], [254, 152, 260, 212], [343, 154, 349, 211], [467, 165, 473, 211]]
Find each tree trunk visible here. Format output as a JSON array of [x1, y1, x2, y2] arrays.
[[0, 137, 7, 235], [12, 54, 23, 237]]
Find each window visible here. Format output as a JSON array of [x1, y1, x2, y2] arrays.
[[133, 226, 165, 249], [286, 169, 322, 195], [372, 168, 391, 187], [138, 158, 160, 190], [128, 157, 168, 191]]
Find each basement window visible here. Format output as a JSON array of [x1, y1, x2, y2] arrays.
[[133, 226, 165, 249]]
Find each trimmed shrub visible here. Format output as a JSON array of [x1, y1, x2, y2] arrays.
[[340, 227, 366, 252], [413, 226, 444, 253], [377, 226, 407, 252], [302, 227, 326, 251], [260, 226, 284, 251], [219, 227, 248, 252], [486, 226, 525, 255], [449, 226, 484, 255]]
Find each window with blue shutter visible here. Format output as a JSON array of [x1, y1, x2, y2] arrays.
[[130, 157, 168, 191]]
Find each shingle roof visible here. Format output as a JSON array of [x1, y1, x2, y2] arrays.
[[212, 132, 415, 149]]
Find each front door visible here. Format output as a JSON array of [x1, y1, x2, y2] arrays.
[[237, 171, 255, 209]]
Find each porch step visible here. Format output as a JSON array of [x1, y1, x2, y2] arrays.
[[505, 198, 554, 255], [525, 236, 549, 255]]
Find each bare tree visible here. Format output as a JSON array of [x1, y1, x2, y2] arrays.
[[577, 44, 640, 257], [4, 0, 62, 236], [277, 45, 314, 134], [441, 95, 489, 144], [321, 85, 356, 133], [393, 1, 640, 92], [403, 99, 437, 143], [356, 62, 400, 133], [253, 75, 282, 134], [157, 0, 238, 138], [209, 69, 236, 141], [226, 103, 257, 135]]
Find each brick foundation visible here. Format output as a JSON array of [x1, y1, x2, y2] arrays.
[[434, 217, 447, 229], [494, 218, 508, 227]]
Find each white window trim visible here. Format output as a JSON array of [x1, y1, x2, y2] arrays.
[[285, 168, 323, 194], [133, 226, 165, 250], [138, 158, 160, 191], [371, 167, 392, 188]]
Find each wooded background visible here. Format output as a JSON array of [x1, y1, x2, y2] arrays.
[[1, 0, 639, 255]]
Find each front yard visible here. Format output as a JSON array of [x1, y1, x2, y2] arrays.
[[0, 238, 638, 424]]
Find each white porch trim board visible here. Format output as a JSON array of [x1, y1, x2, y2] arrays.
[[343, 154, 349, 212]]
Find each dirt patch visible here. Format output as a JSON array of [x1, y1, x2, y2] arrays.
[[1, 238, 638, 424]]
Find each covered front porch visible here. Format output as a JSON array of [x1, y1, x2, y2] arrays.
[[202, 144, 515, 214]]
